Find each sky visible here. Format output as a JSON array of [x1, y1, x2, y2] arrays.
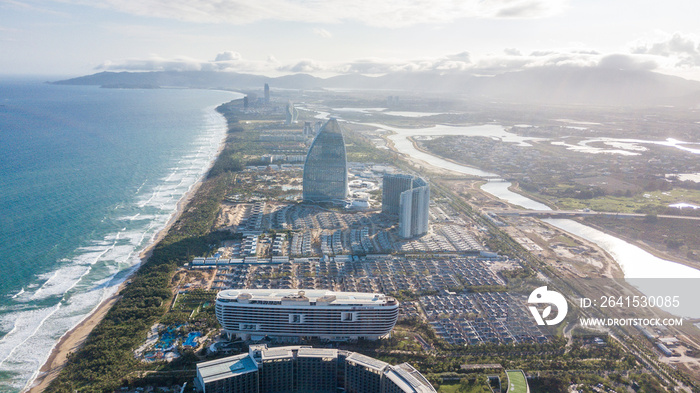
[[2, 0, 700, 80]]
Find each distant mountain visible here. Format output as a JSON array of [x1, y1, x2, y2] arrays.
[[54, 67, 700, 107], [54, 71, 274, 89], [470, 67, 700, 106]]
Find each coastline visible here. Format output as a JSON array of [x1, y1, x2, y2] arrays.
[[24, 109, 228, 393]]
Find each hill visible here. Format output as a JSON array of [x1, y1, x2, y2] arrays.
[[54, 67, 700, 107]]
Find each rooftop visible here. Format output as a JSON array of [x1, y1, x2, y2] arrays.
[[217, 289, 396, 307], [261, 348, 294, 360], [392, 363, 438, 392], [346, 352, 388, 371], [297, 348, 338, 358], [197, 353, 257, 384]]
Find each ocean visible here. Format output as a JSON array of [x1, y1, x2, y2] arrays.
[[0, 79, 240, 392]]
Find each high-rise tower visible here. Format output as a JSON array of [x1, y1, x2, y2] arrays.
[[382, 174, 414, 216], [382, 174, 430, 238], [302, 121, 313, 136], [285, 101, 299, 124], [264, 83, 270, 104], [302, 119, 348, 203]]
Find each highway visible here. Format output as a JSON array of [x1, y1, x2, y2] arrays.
[[487, 209, 700, 221]]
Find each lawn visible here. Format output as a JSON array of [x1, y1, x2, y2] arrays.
[[437, 383, 461, 393], [506, 370, 528, 393]]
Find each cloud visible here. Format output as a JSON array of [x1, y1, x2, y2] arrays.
[[330, 53, 473, 74], [631, 32, 700, 67], [215, 51, 242, 62], [632, 33, 699, 56], [468, 49, 601, 74], [95, 48, 673, 79], [480, 0, 564, 18], [1, 0, 70, 16], [280, 59, 325, 73], [62, 0, 567, 28], [597, 54, 657, 71], [530, 50, 555, 57], [97, 50, 477, 76], [97, 56, 203, 72], [0, 25, 20, 42], [312, 28, 332, 38], [446, 52, 471, 62], [294, 49, 599, 76], [96, 52, 279, 73]]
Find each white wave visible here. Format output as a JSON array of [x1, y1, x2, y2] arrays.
[[0, 303, 62, 369], [116, 213, 158, 223], [0, 102, 231, 392], [10, 288, 24, 300], [135, 179, 148, 194]]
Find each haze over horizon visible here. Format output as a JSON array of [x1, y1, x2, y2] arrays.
[[2, 0, 700, 81]]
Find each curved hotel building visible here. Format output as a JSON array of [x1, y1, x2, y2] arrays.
[[302, 118, 348, 203], [215, 289, 399, 341], [196, 344, 436, 393]]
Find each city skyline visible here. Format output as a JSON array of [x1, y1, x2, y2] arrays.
[[1, 1, 700, 81]]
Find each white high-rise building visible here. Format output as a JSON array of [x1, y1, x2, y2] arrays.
[[382, 174, 430, 238], [285, 101, 299, 124]]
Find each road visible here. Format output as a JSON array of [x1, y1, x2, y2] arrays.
[[488, 209, 700, 221]]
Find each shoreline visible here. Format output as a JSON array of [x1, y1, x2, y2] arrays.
[[390, 134, 488, 178], [24, 107, 228, 393]]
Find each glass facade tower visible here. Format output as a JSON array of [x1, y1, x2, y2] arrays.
[[302, 119, 348, 203]]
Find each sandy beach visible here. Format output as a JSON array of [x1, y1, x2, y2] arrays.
[[26, 293, 119, 393], [24, 131, 223, 392]]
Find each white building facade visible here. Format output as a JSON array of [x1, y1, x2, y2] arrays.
[[215, 289, 399, 341], [382, 174, 430, 238]]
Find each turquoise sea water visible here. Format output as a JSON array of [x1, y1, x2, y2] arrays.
[[0, 79, 239, 391]]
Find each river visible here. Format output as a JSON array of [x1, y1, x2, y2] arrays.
[[372, 122, 700, 317]]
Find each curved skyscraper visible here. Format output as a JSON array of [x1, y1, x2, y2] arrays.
[[303, 119, 348, 203]]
